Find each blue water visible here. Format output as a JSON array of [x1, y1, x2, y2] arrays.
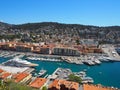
[[0, 57, 10, 63], [0, 57, 120, 88], [29, 60, 120, 88]]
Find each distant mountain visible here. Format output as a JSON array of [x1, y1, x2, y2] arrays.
[[0, 22, 12, 30], [0, 21, 120, 31], [12, 22, 98, 30], [11, 22, 120, 33], [0, 21, 120, 44]]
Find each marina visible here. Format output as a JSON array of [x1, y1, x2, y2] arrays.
[[0, 49, 119, 66], [0, 1, 120, 89], [29, 60, 120, 88], [0, 50, 120, 88]]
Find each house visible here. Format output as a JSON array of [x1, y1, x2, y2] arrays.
[[0, 72, 11, 80], [0, 69, 4, 74], [83, 84, 118, 90], [48, 79, 79, 90], [29, 78, 47, 89], [13, 73, 32, 84]]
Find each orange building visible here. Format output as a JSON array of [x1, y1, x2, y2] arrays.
[[29, 78, 47, 89], [39, 44, 55, 54], [48, 79, 79, 90], [0, 42, 16, 50], [0, 69, 4, 74], [13, 73, 32, 84], [0, 72, 11, 80], [83, 84, 118, 90]]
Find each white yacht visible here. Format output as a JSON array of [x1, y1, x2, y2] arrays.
[[38, 68, 47, 77], [2, 57, 38, 67], [93, 59, 101, 64]]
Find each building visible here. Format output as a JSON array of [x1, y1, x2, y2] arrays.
[[32, 46, 40, 53], [0, 69, 4, 74], [0, 72, 11, 80], [53, 47, 80, 56], [13, 73, 32, 84], [40, 47, 50, 54], [0, 43, 11, 50], [0, 42, 16, 50], [48, 79, 79, 90], [81, 39, 99, 48], [29, 78, 47, 89], [39, 45, 54, 54], [16, 45, 33, 52], [83, 84, 118, 90]]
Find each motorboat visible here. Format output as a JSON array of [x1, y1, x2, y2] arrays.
[[37, 68, 47, 77]]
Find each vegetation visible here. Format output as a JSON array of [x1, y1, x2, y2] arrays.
[[42, 86, 48, 90], [0, 80, 37, 90], [0, 34, 21, 40], [76, 39, 80, 45], [68, 74, 82, 84]]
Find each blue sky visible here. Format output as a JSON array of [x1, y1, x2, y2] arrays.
[[0, 0, 120, 26]]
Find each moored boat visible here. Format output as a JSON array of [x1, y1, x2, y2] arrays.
[[2, 57, 38, 67], [37, 68, 47, 77]]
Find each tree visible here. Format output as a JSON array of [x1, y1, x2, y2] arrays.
[[76, 39, 80, 45], [0, 80, 36, 90], [42, 86, 48, 90], [68, 74, 82, 84]]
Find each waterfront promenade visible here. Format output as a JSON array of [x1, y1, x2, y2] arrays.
[[0, 46, 120, 66]]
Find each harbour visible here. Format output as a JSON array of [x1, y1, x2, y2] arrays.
[[0, 55, 120, 88], [29, 60, 120, 88], [0, 1, 120, 89]]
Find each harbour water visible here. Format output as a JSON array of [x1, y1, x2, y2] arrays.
[[0, 57, 120, 88]]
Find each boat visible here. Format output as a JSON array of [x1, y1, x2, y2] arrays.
[[93, 59, 101, 64], [2, 57, 38, 67], [115, 48, 120, 55], [37, 68, 47, 77], [82, 77, 94, 83], [83, 60, 95, 66], [99, 56, 110, 62], [74, 71, 86, 77]]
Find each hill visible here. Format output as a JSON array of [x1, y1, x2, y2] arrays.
[[0, 22, 120, 44]]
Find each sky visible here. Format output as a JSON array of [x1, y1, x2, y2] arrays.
[[0, 0, 120, 26]]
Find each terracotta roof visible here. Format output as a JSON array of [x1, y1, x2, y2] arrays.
[[49, 79, 79, 90], [49, 79, 60, 89], [29, 78, 47, 89], [14, 73, 29, 83], [0, 72, 11, 79], [0, 69, 4, 73], [83, 84, 118, 90], [70, 82, 79, 90]]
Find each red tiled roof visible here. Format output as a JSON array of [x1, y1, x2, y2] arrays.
[[83, 84, 118, 90], [0, 69, 4, 73], [14, 73, 29, 83], [29, 78, 47, 89], [49, 79, 79, 90], [0, 72, 11, 79]]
